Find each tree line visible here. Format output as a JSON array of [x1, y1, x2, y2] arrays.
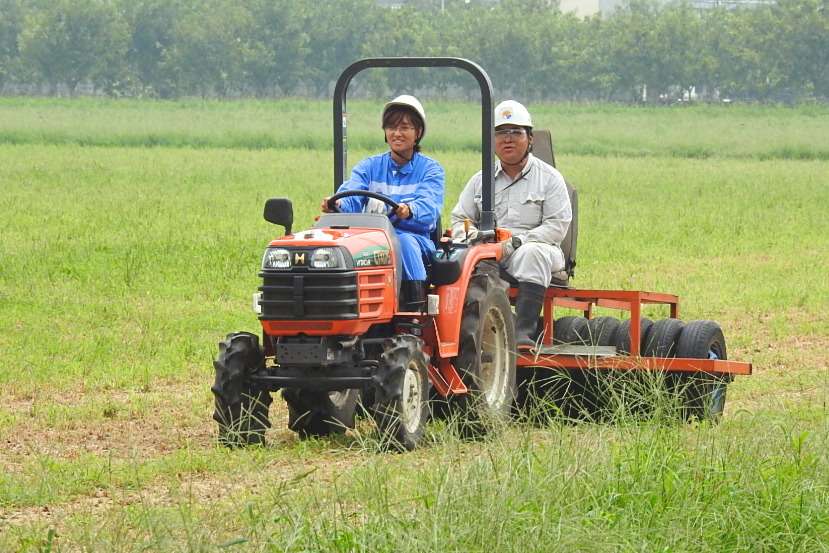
[[0, 0, 826, 103]]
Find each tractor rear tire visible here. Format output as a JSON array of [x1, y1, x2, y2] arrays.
[[212, 332, 272, 448], [373, 335, 430, 451], [674, 320, 731, 423], [451, 266, 516, 437], [283, 388, 359, 439]]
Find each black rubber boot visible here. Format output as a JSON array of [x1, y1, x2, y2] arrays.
[[515, 282, 547, 350], [403, 280, 427, 312]]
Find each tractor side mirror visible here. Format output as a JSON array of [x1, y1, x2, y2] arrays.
[[263, 197, 293, 235]]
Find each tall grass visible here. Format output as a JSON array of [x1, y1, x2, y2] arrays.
[[2, 98, 828, 159], [0, 100, 827, 551]]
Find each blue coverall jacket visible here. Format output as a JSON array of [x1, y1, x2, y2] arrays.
[[336, 151, 445, 281]]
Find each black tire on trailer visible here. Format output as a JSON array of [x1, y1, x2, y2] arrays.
[[550, 316, 596, 422], [674, 320, 731, 423], [553, 315, 589, 345], [451, 265, 516, 437], [514, 367, 584, 423], [611, 317, 656, 420], [586, 316, 622, 346], [581, 317, 621, 421], [613, 317, 655, 356], [643, 318, 686, 358], [514, 367, 547, 422], [212, 332, 272, 448], [282, 388, 359, 439], [641, 318, 655, 353], [642, 318, 686, 419], [373, 335, 431, 451]]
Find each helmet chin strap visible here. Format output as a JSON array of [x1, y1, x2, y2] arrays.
[[388, 129, 421, 165], [500, 146, 530, 167], [391, 148, 412, 164]]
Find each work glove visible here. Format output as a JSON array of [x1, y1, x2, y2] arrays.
[[500, 236, 524, 260], [500, 236, 520, 259], [365, 198, 387, 214]]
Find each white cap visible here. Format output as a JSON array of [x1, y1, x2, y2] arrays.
[[383, 95, 426, 139], [494, 100, 532, 129]]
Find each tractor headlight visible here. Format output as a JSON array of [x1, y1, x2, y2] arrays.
[[262, 247, 291, 269], [310, 247, 346, 269]]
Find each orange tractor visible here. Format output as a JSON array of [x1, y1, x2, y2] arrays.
[[211, 58, 752, 450]]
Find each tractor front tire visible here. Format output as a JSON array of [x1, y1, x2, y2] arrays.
[[212, 332, 272, 448], [452, 267, 516, 437], [282, 388, 359, 439], [373, 335, 430, 451]]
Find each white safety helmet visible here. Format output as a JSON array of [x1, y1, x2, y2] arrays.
[[494, 100, 533, 129], [382, 95, 426, 139]]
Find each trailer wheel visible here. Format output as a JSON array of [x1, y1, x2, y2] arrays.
[[613, 317, 654, 356], [638, 318, 686, 419], [587, 316, 622, 346], [547, 316, 595, 421], [580, 315, 623, 422], [553, 316, 589, 345], [452, 267, 516, 436], [373, 335, 430, 451], [514, 367, 584, 423], [643, 318, 685, 358], [675, 320, 730, 423], [605, 317, 656, 420], [283, 388, 359, 439], [212, 332, 272, 448]]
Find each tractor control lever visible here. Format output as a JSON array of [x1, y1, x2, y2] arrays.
[[439, 236, 453, 257]]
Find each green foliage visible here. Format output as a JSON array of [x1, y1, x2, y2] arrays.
[[0, 0, 827, 101], [0, 0, 23, 89], [774, 0, 829, 98], [17, 0, 128, 95]]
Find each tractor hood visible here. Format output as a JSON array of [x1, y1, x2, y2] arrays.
[[264, 226, 394, 270]]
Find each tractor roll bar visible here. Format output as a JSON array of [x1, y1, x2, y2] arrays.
[[333, 57, 496, 233]]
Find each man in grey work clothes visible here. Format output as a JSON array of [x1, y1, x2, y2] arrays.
[[450, 100, 572, 350]]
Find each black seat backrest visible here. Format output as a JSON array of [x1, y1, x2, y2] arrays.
[[532, 129, 578, 283], [430, 217, 443, 249]]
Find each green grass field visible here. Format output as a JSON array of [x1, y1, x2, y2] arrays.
[[0, 99, 827, 551]]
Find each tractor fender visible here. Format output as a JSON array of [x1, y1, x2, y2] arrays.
[[431, 242, 503, 359]]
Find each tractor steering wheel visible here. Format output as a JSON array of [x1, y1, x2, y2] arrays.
[[327, 190, 403, 226]]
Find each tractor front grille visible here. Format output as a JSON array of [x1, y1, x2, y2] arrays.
[[258, 271, 359, 320]]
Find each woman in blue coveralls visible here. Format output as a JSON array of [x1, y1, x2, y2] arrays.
[[321, 95, 445, 311]]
